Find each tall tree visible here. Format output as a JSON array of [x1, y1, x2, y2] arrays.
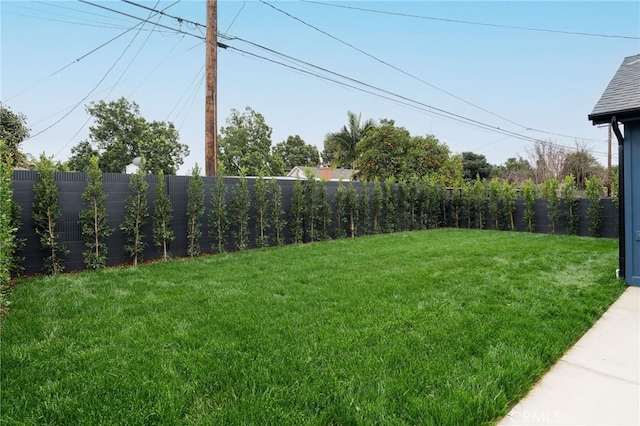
[[67, 141, 99, 172], [0, 103, 30, 167], [494, 157, 533, 185], [562, 146, 602, 190], [69, 97, 189, 174], [357, 119, 411, 181], [324, 111, 376, 169], [357, 119, 451, 182], [273, 135, 320, 171], [218, 107, 280, 176], [461, 152, 493, 182], [527, 141, 567, 184]]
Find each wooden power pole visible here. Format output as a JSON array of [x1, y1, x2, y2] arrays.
[[205, 0, 217, 177]]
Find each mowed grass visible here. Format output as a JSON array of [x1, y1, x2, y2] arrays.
[[0, 229, 624, 425]]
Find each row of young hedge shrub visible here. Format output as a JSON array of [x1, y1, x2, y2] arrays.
[[5, 163, 614, 277]]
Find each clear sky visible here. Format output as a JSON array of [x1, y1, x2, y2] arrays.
[[2, 0, 639, 175]]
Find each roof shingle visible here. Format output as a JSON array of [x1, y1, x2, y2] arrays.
[[589, 53, 640, 125]]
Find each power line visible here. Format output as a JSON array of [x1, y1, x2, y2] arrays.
[[225, 40, 541, 143], [225, 38, 609, 155], [302, 0, 640, 40], [258, 1, 609, 150], [26, 1, 179, 143], [122, 0, 206, 30], [78, 0, 204, 40], [259, 0, 529, 129], [84, 1, 603, 154], [27, 0, 607, 160]]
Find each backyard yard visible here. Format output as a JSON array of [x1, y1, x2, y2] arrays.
[[0, 229, 625, 425]]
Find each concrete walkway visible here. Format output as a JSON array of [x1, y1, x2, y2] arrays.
[[498, 286, 640, 425]]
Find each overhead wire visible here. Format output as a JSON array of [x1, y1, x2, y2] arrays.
[[97, 1, 595, 153], [259, 0, 608, 152], [23, 0, 609, 159], [5, 0, 183, 102], [227, 37, 558, 142], [259, 0, 530, 130], [26, 1, 179, 144], [301, 0, 640, 40], [56, 1, 187, 157], [53, 0, 166, 158]]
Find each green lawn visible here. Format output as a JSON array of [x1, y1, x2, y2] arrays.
[[0, 229, 625, 425]]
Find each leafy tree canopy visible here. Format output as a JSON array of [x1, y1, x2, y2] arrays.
[[323, 111, 376, 169], [357, 119, 452, 182], [0, 103, 30, 167], [461, 152, 493, 182], [562, 149, 603, 190], [494, 157, 533, 186], [273, 135, 320, 172], [218, 107, 282, 176], [68, 97, 189, 174]]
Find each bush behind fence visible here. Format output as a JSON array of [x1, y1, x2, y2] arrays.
[[11, 170, 618, 275]]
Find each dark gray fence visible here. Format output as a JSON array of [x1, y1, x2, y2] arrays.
[[11, 170, 618, 276]]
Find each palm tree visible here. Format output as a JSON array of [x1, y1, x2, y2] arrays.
[[325, 111, 376, 169]]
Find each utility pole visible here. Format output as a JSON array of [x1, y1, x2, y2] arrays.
[[205, 0, 217, 177]]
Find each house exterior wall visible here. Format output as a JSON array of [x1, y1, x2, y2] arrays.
[[624, 119, 640, 286]]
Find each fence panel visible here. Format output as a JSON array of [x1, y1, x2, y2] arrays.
[[11, 171, 619, 275]]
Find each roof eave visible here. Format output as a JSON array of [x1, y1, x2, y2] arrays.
[[589, 107, 640, 126]]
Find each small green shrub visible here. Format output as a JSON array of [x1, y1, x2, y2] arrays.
[[121, 168, 149, 266], [231, 171, 250, 251], [186, 165, 204, 257], [358, 182, 370, 235], [0, 142, 17, 284], [32, 154, 67, 275], [371, 179, 383, 234], [472, 177, 487, 229], [561, 174, 578, 235], [542, 176, 560, 234], [304, 174, 318, 242], [254, 173, 269, 248], [521, 179, 537, 233], [488, 178, 503, 230], [382, 180, 396, 233], [586, 176, 603, 237], [503, 181, 516, 231], [268, 178, 285, 246], [80, 156, 113, 269], [317, 180, 332, 241], [209, 175, 228, 254], [153, 170, 175, 260], [289, 178, 305, 244], [333, 180, 347, 239], [345, 181, 358, 238]]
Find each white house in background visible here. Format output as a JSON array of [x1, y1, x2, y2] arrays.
[[125, 157, 143, 174], [287, 166, 357, 181]]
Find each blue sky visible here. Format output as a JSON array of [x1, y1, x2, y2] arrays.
[[2, 1, 639, 175]]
